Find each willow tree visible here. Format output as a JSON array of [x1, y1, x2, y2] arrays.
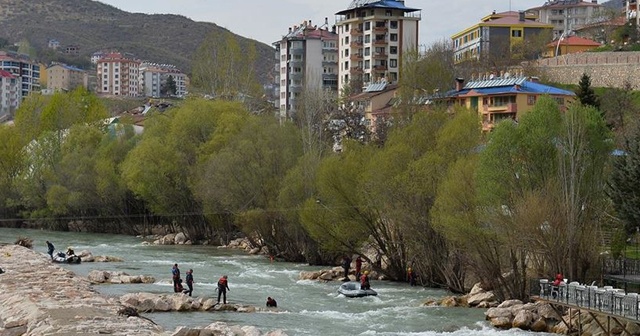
[[191, 30, 262, 99], [0, 125, 24, 219]]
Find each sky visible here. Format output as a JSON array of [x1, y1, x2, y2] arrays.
[[98, 0, 543, 48]]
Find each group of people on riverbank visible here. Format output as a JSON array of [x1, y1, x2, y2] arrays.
[[171, 263, 230, 304]]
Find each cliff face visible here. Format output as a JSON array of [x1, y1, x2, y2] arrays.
[[0, 0, 275, 83], [0, 244, 166, 335]]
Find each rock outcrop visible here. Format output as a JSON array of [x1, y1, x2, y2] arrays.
[[0, 244, 165, 335], [120, 292, 266, 313], [173, 322, 288, 336], [299, 266, 382, 282], [88, 270, 156, 284], [78, 249, 124, 262]]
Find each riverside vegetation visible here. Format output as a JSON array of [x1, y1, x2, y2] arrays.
[[1, 66, 639, 306]]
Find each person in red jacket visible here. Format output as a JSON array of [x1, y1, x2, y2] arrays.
[[355, 256, 363, 279], [360, 270, 371, 290], [217, 275, 230, 304]]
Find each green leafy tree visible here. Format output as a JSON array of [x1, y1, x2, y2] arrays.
[[576, 73, 600, 109], [161, 75, 177, 96], [609, 124, 640, 234]]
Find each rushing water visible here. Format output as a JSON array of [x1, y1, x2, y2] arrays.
[[0, 228, 555, 336]]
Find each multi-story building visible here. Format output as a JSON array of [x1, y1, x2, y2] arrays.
[[273, 19, 339, 119], [96, 52, 140, 97], [0, 51, 41, 99], [0, 70, 20, 117], [139, 62, 188, 98], [526, 0, 603, 38], [47, 63, 89, 92], [335, 0, 421, 93], [452, 11, 554, 64], [439, 76, 575, 132]]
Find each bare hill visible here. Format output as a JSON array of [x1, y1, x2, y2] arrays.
[[0, 0, 275, 84]]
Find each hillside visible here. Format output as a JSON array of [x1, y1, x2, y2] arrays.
[[0, 0, 275, 84]]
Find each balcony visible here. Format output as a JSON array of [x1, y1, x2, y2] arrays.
[[350, 41, 363, 48], [373, 26, 388, 33], [373, 39, 387, 46], [350, 54, 363, 61], [482, 103, 517, 114], [350, 28, 363, 35], [373, 65, 387, 71], [350, 66, 364, 74], [372, 52, 387, 59]]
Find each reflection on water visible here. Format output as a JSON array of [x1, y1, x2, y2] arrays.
[[0, 228, 554, 336]]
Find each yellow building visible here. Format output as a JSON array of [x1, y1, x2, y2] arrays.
[[452, 11, 553, 64], [47, 63, 88, 92], [442, 77, 575, 132], [347, 81, 397, 135]]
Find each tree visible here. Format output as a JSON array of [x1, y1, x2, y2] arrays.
[[161, 75, 177, 97], [609, 124, 640, 234], [576, 73, 600, 109]]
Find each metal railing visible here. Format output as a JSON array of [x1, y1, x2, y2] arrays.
[[538, 280, 640, 320]]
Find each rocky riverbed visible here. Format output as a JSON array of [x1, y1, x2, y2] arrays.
[[0, 244, 286, 336]]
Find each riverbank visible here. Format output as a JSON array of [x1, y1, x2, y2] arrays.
[[0, 244, 166, 335]]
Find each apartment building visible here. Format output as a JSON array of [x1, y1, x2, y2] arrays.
[[0, 51, 40, 99], [0, 70, 20, 117], [47, 63, 89, 92], [335, 0, 421, 93], [452, 11, 553, 64], [273, 19, 339, 119], [96, 52, 139, 97], [439, 76, 575, 132], [527, 0, 603, 38], [139, 62, 188, 98]]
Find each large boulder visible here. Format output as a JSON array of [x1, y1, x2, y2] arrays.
[[299, 271, 322, 280], [467, 291, 495, 307], [174, 232, 187, 245], [530, 317, 548, 332], [497, 299, 523, 308], [512, 310, 534, 330], [88, 270, 155, 284]]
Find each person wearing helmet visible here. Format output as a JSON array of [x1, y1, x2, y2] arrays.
[[360, 270, 370, 290], [217, 275, 230, 304]]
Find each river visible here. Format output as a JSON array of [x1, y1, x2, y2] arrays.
[[0, 227, 555, 336]]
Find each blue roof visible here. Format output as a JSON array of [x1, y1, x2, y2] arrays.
[[448, 77, 575, 97], [336, 0, 420, 14], [48, 63, 85, 72]]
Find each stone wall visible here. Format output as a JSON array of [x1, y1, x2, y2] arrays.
[[533, 52, 640, 88]]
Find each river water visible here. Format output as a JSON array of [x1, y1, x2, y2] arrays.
[[0, 228, 555, 336]]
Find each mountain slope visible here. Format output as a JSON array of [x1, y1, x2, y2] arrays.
[[0, 0, 275, 84]]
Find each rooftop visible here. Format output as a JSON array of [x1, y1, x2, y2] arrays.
[[336, 0, 420, 15]]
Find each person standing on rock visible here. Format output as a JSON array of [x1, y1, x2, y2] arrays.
[[355, 256, 363, 279], [171, 263, 181, 293], [341, 255, 351, 280], [183, 269, 194, 296], [217, 275, 230, 304], [46, 241, 55, 260]]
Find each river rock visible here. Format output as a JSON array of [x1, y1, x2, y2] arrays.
[[467, 291, 495, 306], [299, 271, 322, 280], [530, 317, 548, 332], [497, 299, 523, 308], [120, 292, 263, 313], [88, 270, 155, 284], [172, 321, 287, 336], [0, 244, 167, 335], [174, 233, 187, 245], [318, 272, 334, 281], [512, 310, 534, 330]]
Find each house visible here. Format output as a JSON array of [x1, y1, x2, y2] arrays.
[[526, 0, 604, 38], [544, 35, 602, 56], [0, 51, 40, 99], [452, 11, 553, 64], [0, 70, 20, 118], [335, 0, 421, 92], [439, 76, 576, 132], [347, 81, 398, 134], [96, 52, 140, 97], [139, 62, 188, 98], [47, 63, 89, 92], [273, 19, 339, 120]]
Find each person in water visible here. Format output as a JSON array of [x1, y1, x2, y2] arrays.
[[407, 267, 418, 286], [266, 297, 277, 307], [183, 269, 194, 296], [171, 264, 181, 293], [46, 241, 55, 260], [360, 270, 371, 290], [66, 247, 75, 256], [217, 275, 230, 304]]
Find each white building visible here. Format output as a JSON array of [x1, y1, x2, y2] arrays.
[[0, 51, 40, 99], [335, 0, 421, 93], [96, 52, 140, 97], [527, 0, 603, 38], [139, 62, 188, 98], [0, 70, 20, 117], [273, 19, 339, 119]]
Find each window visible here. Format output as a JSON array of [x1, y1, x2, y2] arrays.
[[390, 34, 398, 41], [103, 80, 107, 85], [103, 86, 107, 91], [365, 60, 370, 69], [390, 46, 398, 54], [344, 61, 349, 70], [115, 74, 119, 79], [527, 95, 536, 105], [385, 10, 392, 16], [364, 47, 370, 56], [345, 36, 349, 44], [390, 21, 398, 29], [390, 59, 397, 68], [344, 49, 349, 57], [553, 97, 565, 105], [365, 22, 371, 31], [365, 35, 371, 43], [511, 30, 522, 37]]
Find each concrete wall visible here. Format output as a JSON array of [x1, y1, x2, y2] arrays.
[[534, 52, 640, 88]]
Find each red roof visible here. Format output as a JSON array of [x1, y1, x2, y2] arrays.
[[547, 35, 602, 47], [0, 70, 15, 78]]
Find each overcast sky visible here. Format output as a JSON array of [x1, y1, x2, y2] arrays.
[[98, 0, 543, 47]]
